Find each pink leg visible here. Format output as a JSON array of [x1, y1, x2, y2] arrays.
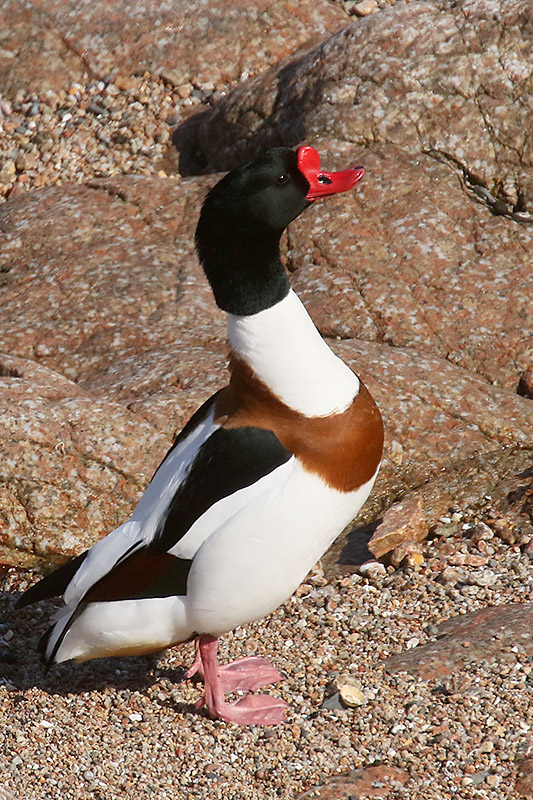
[[185, 636, 284, 693], [195, 635, 288, 725]]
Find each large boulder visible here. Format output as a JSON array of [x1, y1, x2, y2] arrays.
[[0, 0, 346, 99], [177, 0, 532, 209], [0, 355, 167, 567]]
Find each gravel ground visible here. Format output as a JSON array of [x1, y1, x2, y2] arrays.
[[1, 505, 532, 800], [0, 73, 217, 202]]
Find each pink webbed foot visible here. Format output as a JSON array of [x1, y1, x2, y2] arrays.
[[192, 634, 288, 726], [186, 638, 284, 693], [206, 693, 288, 726], [216, 656, 284, 693]]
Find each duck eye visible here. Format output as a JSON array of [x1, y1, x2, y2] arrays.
[[276, 174, 290, 185]]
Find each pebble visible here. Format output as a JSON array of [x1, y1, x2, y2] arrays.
[[438, 566, 466, 585], [468, 569, 497, 587], [349, 0, 379, 15], [339, 683, 367, 707], [359, 560, 387, 579]]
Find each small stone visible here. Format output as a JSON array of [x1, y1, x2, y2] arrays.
[[479, 740, 494, 754], [438, 566, 466, 585], [468, 569, 497, 587], [390, 540, 424, 569], [128, 712, 142, 722], [339, 683, 367, 707], [469, 522, 494, 543], [112, 76, 135, 91], [351, 0, 379, 16], [0, 160, 16, 183], [369, 495, 428, 558], [359, 561, 387, 580], [165, 112, 181, 126], [177, 82, 194, 99], [160, 68, 189, 88], [321, 691, 343, 710], [87, 103, 109, 116]]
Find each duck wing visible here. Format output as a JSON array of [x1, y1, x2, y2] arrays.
[[17, 391, 293, 608]]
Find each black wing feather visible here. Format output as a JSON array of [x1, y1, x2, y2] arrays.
[[15, 551, 88, 609], [154, 425, 292, 552]]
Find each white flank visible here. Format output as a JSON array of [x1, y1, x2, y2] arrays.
[[227, 289, 360, 416], [51, 596, 189, 663], [52, 462, 378, 663], [186, 462, 379, 638], [64, 405, 219, 607]]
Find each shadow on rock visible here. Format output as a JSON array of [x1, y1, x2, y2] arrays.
[[172, 55, 326, 175]]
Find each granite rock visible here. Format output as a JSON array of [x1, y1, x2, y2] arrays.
[[296, 765, 410, 799], [0, 355, 167, 567], [384, 603, 533, 679], [0, 0, 346, 100], [179, 0, 532, 211], [368, 495, 428, 558]]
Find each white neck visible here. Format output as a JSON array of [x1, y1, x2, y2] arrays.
[[227, 290, 359, 416]]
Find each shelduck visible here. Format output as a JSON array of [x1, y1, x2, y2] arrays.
[[17, 145, 384, 725]]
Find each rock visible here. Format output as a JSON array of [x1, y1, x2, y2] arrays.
[[389, 540, 424, 570], [320, 692, 343, 711], [0, 175, 227, 437], [351, 0, 379, 17], [437, 566, 466, 586], [0, 354, 168, 567], [296, 766, 410, 799], [181, 0, 532, 210], [174, 0, 532, 390], [359, 561, 387, 580], [368, 495, 428, 558], [0, 0, 346, 100], [515, 759, 533, 798], [467, 568, 497, 587], [0, 160, 16, 184], [385, 603, 533, 679]]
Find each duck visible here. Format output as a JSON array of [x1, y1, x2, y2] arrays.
[[16, 145, 384, 725]]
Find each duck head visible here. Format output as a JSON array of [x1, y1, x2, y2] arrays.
[[196, 146, 364, 315]]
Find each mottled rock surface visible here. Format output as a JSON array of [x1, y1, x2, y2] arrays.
[[0, 355, 166, 566], [296, 765, 410, 798], [0, 0, 346, 99], [180, 0, 532, 209], [385, 603, 533, 679]]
